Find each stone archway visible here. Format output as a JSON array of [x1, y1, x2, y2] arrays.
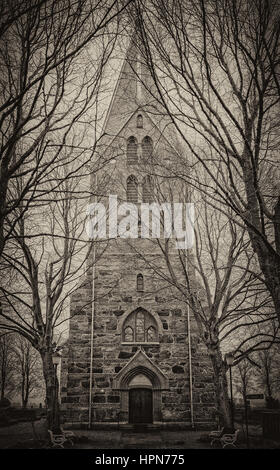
[[113, 349, 169, 424]]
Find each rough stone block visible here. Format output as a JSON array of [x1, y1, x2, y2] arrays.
[[93, 394, 106, 403], [118, 351, 134, 359], [172, 365, 185, 374], [108, 395, 120, 403]]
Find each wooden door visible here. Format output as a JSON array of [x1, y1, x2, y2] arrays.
[[129, 388, 153, 424]]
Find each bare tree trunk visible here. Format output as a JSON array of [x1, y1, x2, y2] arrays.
[[0, 174, 8, 257], [24, 389, 29, 409], [40, 350, 60, 431], [0, 382, 4, 401], [23, 374, 30, 409], [265, 369, 272, 399], [21, 379, 25, 408], [22, 388, 29, 409], [243, 161, 280, 320], [209, 347, 232, 427]]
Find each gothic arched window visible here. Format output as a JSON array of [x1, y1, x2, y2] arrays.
[[126, 175, 138, 203], [127, 136, 138, 165], [136, 273, 144, 292], [142, 175, 153, 203], [137, 114, 143, 128], [122, 308, 158, 343], [142, 136, 153, 161]]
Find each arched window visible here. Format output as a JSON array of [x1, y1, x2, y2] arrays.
[[142, 175, 153, 203], [127, 136, 138, 165], [136, 273, 144, 292], [124, 326, 134, 342], [122, 308, 158, 343], [126, 175, 138, 203], [142, 136, 153, 161], [137, 114, 143, 128]]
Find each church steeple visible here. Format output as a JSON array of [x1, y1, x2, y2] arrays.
[[102, 31, 156, 139]]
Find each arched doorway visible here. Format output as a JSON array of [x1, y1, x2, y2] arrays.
[[113, 350, 169, 424], [128, 373, 153, 424], [129, 389, 153, 423]]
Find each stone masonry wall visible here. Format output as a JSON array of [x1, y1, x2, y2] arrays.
[[61, 239, 216, 429]]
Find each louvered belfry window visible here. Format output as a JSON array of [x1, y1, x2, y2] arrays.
[[127, 175, 138, 203], [127, 136, 138, 165], [142, 175, 153, 203], [142, 136, 153, 161]]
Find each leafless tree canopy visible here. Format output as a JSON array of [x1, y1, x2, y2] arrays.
[[132, 0, 280, 324], [0, 0, 132, 256]]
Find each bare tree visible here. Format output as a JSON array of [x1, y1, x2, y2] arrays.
[[131, 0, 280, 324], [234, 360, 256, 405], [0, 0, 133, 431], [0, 332, 15, 401], [233, 356, 258, 447], [0, 164, 111, 429], [253, 347, 280, 402], [13, 335, 43, 408]]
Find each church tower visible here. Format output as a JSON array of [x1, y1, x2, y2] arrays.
[[61, 35, 216, 430]]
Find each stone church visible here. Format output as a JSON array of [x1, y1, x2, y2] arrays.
[[61, 36, 216, 430]]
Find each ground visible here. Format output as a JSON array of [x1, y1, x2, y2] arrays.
[[0, 419, 280, 449]]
